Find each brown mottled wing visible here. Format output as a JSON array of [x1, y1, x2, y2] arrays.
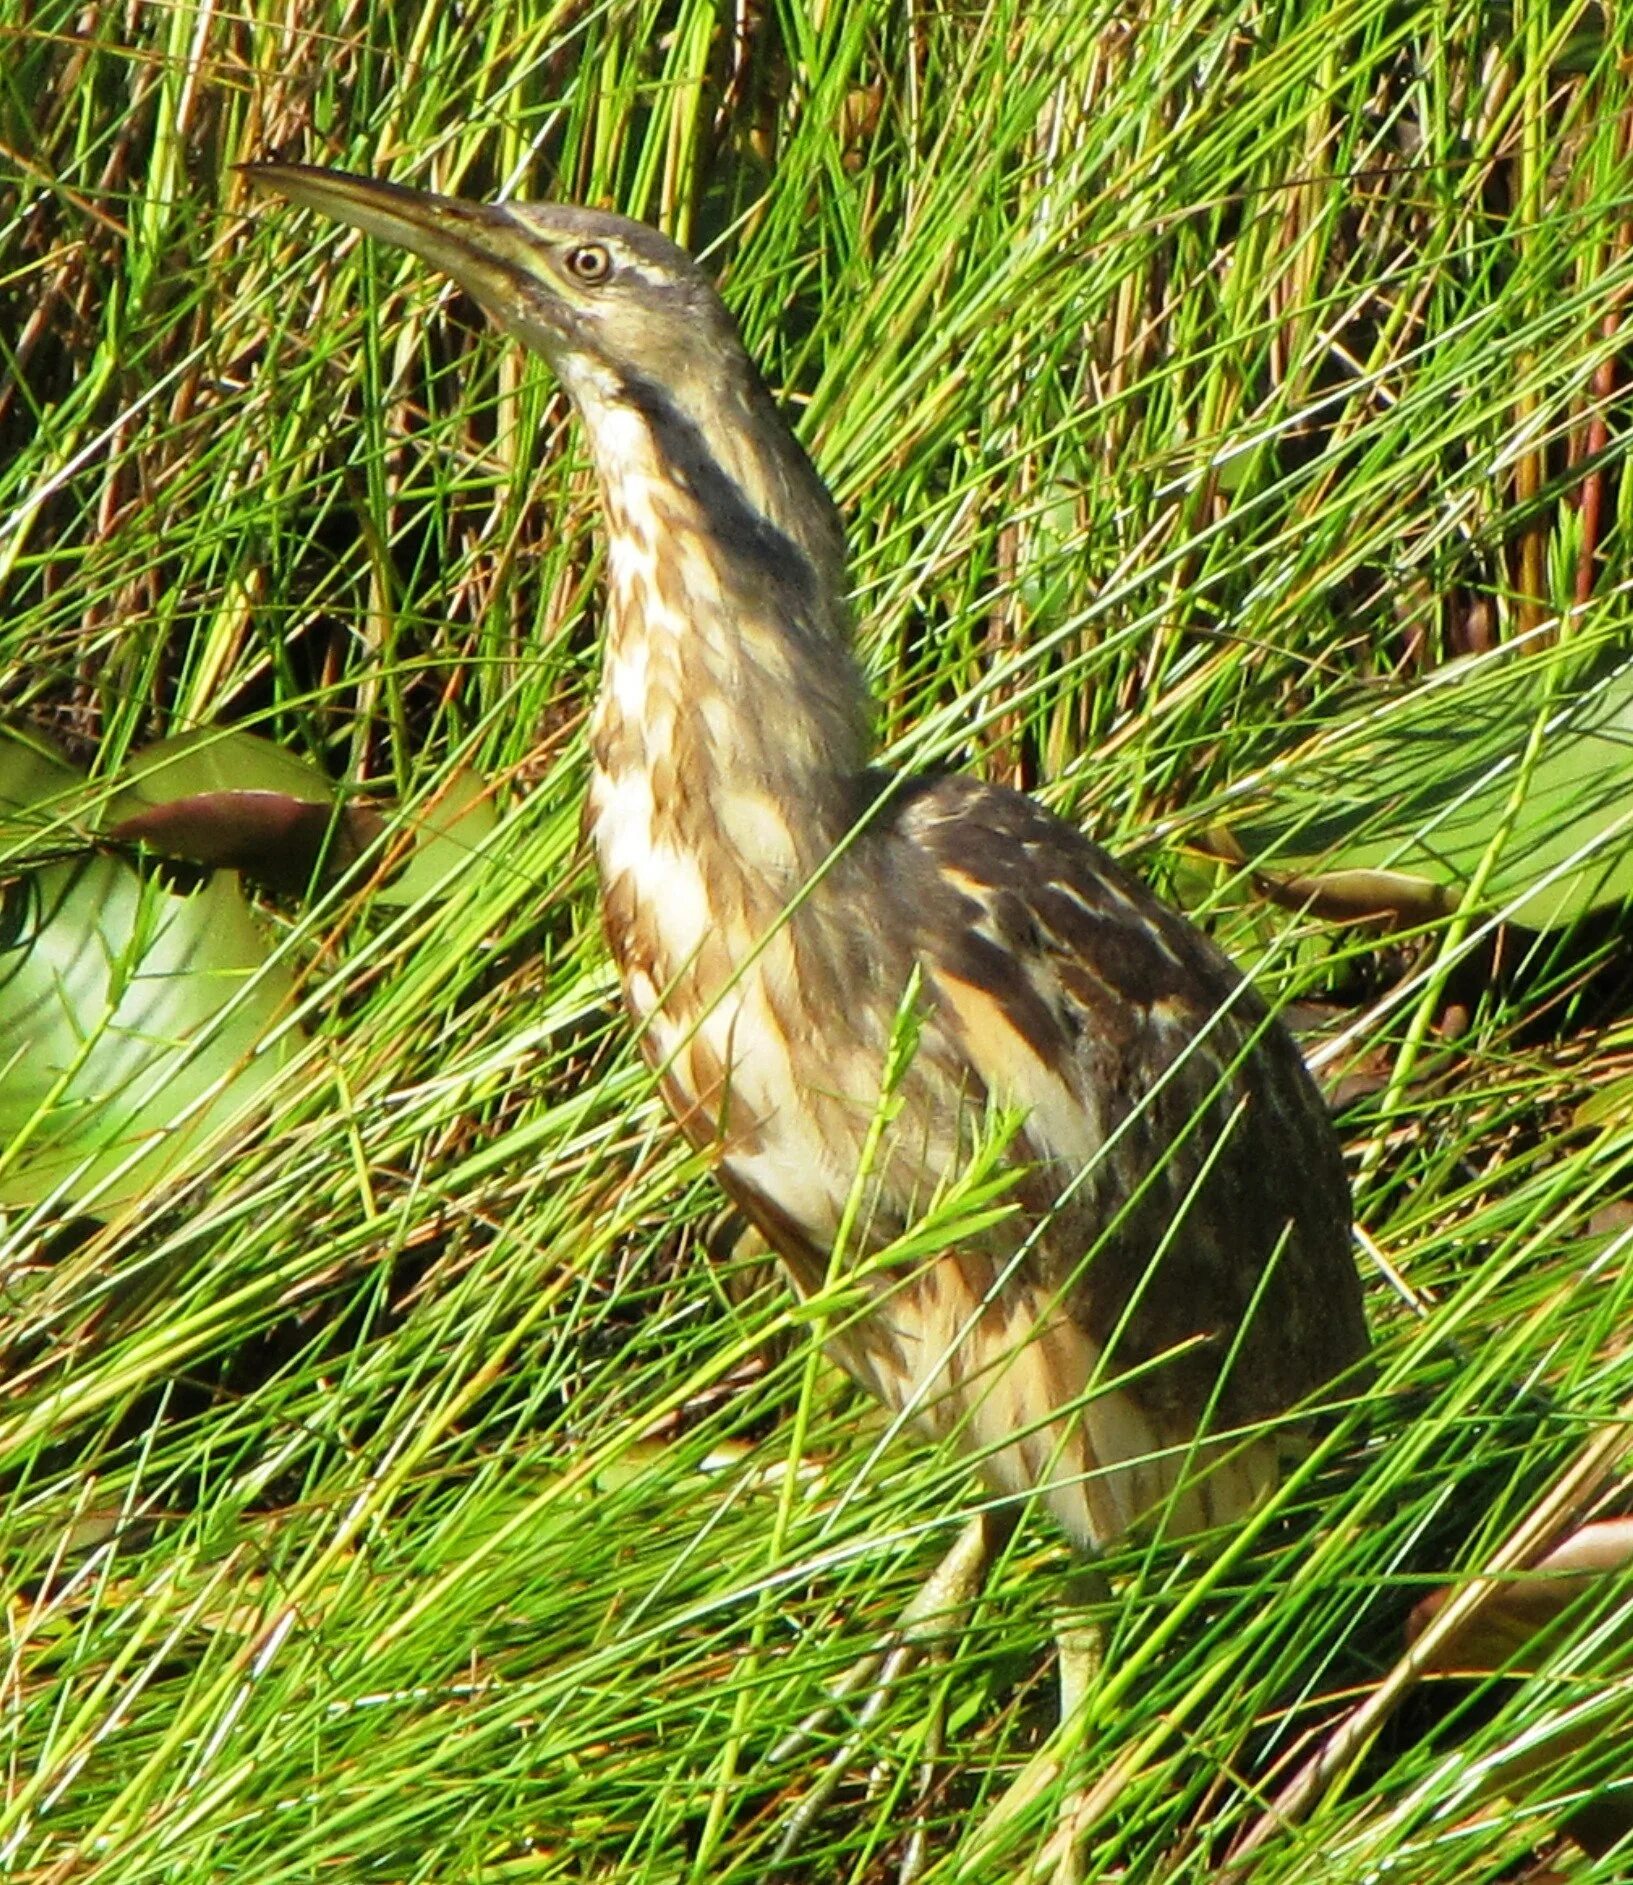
[[892, 772, 1367, 1433]]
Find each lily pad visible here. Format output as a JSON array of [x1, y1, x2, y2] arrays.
[[0, 721, 499, 1209], [103, 728, 342, 814], [0, 727, 304, 1208], [0, 853, 300, 1208], [101, 732, 497, 903], [103, 729, 377, 893], [1210, 646, 1633, 930], [0, 726, 89, 848], [374, 765, 500, 907]]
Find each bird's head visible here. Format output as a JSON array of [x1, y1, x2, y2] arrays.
[[242, 164, 848, 599], [243, 165, 753, 424]]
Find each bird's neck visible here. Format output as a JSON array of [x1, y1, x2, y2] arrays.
[[582, 382, 873, 898]]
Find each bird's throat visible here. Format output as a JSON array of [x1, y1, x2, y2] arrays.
[[581, 442, 874, 1045], [588, 505, 864, 876]]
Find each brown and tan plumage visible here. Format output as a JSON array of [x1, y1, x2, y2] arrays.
[[247, 162, 1368, 1863]]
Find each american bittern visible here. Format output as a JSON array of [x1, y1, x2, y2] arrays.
[[247, 164, 1369, 1870]]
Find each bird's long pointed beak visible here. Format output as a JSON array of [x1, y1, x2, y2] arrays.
[[240, 163, 534, 314]]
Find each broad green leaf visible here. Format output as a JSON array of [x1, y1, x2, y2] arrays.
[[0, 725, 88, 849], [374, 765, 501, 907], [0, 729, 306, 1209], [1211, 647, 1633, 930], [0, 722, 499, 1208], [101, 728, 342, 819], [0, 856, 301, 1208], [102, 732, 496, 903]]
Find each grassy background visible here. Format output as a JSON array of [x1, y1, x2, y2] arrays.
[[4, 1, 1633, 1879]]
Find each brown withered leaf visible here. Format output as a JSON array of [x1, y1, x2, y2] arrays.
[[1407, 1516, 1633, 1673], [109, 791, 386, 893]]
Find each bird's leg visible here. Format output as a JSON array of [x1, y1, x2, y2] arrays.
[[1055, 1561, 1112, 1723], [769, 1507, 1014, 1867], [1041, 1564, 1115, 1885], [967, 1561, 1114, 1885]]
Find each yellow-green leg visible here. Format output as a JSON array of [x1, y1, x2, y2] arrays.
[[968, 1562, 1113, 1885], [770, 1509, 1014, 1870]]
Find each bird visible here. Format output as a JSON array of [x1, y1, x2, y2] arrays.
[[245, 162, 1371, 1873]]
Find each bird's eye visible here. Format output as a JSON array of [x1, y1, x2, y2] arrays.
[[565, 243, 613, 285]]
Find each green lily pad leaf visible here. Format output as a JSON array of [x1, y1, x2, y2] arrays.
[[374, 766, 500, 907], [0, 722, 494, 1209], [1211, 647, 1633, 930], [0, 726, 89, 850], [0, 727, 306, 1209], [101, 729, 378, 893], [108, 793, 386, 893], [0, 853, 301, 1208], [103, 734, 494, 905], [102, 728, 340, 820]]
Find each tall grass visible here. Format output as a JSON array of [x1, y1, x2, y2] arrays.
[[2, 1, 1632, 1879]]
